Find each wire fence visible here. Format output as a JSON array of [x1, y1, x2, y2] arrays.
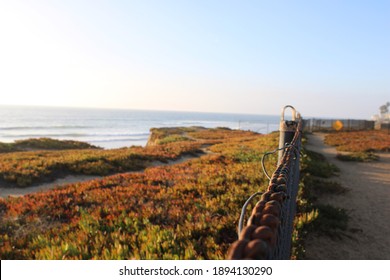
[[227, 106, 302, 260], [303, 118, 374, 132], [238, 121, 279, 134]]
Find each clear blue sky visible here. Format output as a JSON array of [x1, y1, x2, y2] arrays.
[[0, 0, 389, 119]]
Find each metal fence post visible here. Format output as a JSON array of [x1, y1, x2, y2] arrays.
[[227, 105, 303, 260], [278, 105, 298, 165]]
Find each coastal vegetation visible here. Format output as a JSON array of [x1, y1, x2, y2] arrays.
[[0, 127, 364, 259], [336, 152, 379, 162], [324, 130, 390, 162], [0, 136, 204, 187], [0, 127, 274, 259], [0, 138, 99, 153], [324, 130, 390, 152]]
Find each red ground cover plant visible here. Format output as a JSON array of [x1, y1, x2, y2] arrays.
[[324, 130, 390, 152], [0, 128, 279, 259], [0, 139, 204, 187]]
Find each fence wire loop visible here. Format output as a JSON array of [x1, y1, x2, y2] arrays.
[[237, 192, 263, 236], [261, 143, 299, 180]]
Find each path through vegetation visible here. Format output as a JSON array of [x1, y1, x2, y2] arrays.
[[0, 154, 202, 198], [304, 133, 390, 259]]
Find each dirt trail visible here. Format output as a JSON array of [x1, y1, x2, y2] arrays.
[[304, 133, 390, 259]]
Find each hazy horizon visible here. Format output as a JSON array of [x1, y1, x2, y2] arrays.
[[1, 1, 389, 120], [0, 103, 374, 121]]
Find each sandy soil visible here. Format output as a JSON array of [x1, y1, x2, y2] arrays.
[[304, 133, 390, 259], [0, 175, 100, 198]]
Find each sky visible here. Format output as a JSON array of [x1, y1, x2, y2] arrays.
[[0, 0, 389, 119]]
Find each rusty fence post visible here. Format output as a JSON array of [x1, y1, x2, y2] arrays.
[[273, 105, 302, 259], [227, 105, 303, 260], [278, 105, 299, 165]]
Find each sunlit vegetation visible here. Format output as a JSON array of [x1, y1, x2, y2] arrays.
[[147, 127, 201, 146], [0, 128, 280, 259], [336, 152, 379, 162], [0, 134, 205, 187], [0, 138, 99, 153], [188, 127, 258, 141], [0, 128, 346, 259], [324, 130, 390, 152]]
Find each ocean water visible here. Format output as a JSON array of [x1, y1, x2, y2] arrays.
[[0, 105, 280, 149]]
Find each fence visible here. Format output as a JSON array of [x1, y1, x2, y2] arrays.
[[375, 122, 390, 132], [238, 121, 279, 134], [303, 118, 374, 132], [227, 105, 302, 260]]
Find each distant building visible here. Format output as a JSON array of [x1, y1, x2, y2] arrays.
[[372, 102, 390, 130]]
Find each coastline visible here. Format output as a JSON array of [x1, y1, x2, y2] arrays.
[[0, 105, 280, 149]]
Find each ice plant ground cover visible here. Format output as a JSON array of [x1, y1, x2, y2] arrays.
[[0, 127, 279, 259], [0, 131, 208, 187], [0, 127, 367, 259], [324, 130, 390, 152], [324, 130, 390, 162]]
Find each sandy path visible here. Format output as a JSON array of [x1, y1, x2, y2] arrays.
[[0, 175, 99, 198], [0, 154, 202, 198], [304, 133, 390, 259]]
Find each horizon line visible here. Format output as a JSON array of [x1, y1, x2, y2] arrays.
[[0, 103, 372, 121]]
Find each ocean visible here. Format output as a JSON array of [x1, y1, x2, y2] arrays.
[[0, 105, 280, 149]]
